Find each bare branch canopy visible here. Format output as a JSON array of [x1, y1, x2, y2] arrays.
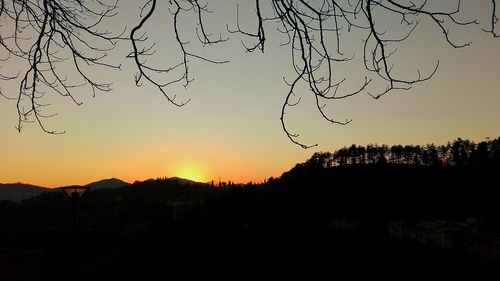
[[0, 0, 498, 147]]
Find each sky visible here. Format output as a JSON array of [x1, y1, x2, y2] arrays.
[[0, 0, 499, 187]]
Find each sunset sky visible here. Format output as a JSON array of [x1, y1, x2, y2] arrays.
[[1, 0, 499, 187]]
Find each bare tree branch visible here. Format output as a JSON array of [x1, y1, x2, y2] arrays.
[[0, 0, 122, 133], [1, 0, 498, 147], [483, 0, 499, 37], [230, 0, 497, 148]]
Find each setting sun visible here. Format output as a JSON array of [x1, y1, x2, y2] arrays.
[[176, 165, 206, 183]]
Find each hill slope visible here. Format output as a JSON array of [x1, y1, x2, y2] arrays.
[[0, 183, 50, 202], [85, 178, 130, 190]]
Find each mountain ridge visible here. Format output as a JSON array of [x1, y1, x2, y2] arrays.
[[0, 176, 202, 201], [0, 183, 50, 202], [85, 178, 131, 190]]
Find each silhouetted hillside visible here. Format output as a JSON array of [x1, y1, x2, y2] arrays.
[[165, 176, 199, 185], [303, 136, 500, 167], [0, 178, 130, 202], [0, 183, 50, 202], [2, 137, 500, 280], [85, 178, 130, 190]]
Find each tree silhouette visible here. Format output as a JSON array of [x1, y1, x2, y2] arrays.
[[492, 137, 500, 166], [366, 144, 377, 164], [469, 141, 490, 166], [302, 136, 500, 168], [422, 144, 440, 166], [0, 0, 498, 146]]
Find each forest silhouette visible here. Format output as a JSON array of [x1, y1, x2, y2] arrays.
[[1, 136, 500, 280]]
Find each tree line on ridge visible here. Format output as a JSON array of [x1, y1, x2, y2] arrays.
[[302, 137, 500, 168]]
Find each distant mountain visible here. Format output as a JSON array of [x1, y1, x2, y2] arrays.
[[166, 177, 198, 185], [85, 178, 130, 190], [0, 183, 50, 202]]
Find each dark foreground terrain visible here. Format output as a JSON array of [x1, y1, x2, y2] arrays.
[[1, 164, 500, 280]]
